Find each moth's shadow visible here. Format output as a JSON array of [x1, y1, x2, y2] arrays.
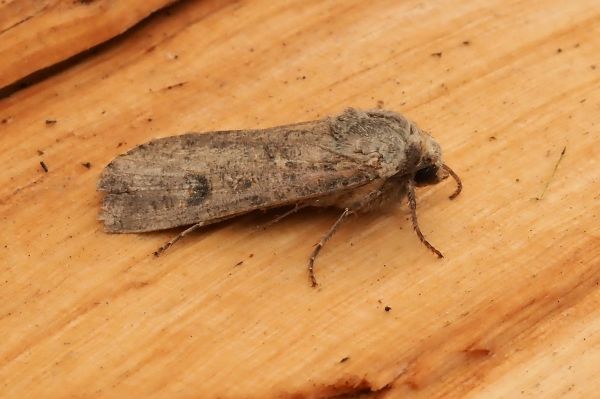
[[240, 205, 398, 236], [239, 206, 349, 231], [145, 205, 399, 250]]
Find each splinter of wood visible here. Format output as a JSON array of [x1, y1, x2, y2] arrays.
[[154, 223, 203, 256], [308, 208, 353, 287], [535, 146, 566, 200], [407, 180, 443, 258], [442, 164, 462, 199]]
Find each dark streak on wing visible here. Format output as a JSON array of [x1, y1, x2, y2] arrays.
[[184, 174, 210, 206]]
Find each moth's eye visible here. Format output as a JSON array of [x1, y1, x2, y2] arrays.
[[414, 165, 439, 185]]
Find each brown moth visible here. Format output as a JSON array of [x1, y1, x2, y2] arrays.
[[98, 108, 461, 286]]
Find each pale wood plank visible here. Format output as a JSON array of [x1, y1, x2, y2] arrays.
[[0, 0, 598, 398], [0, 0, 176, 89]]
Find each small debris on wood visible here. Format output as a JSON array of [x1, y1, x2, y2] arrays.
[[234, 260, 244, 267], [165, 82, 186, 90], [431, 52, 442, 57], [37, 149, 44, 156], [535, 146, 566, 200], [340, 356, 350, 363], [463, 348, 492, 358], [81, 162, 92, 169], [462, 40, 471, 46], [45, 119, 57, 126], [40, 160, 48, 173], [384, 306, 392, 312]]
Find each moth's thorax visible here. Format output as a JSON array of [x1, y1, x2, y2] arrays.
[[377, 114, 446, 187], [330, 108, 437, 178]]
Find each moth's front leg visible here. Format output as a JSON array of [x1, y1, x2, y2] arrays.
[[406, 179, 444, 258]]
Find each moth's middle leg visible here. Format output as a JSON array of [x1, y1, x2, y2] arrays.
[[307, 207, 353, 287], [407, 180, 443, 258], [307, 188, 384, 287]]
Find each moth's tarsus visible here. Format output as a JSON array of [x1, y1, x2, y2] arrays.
[[407, 180, 444, 258], [308, 208, 353, 287], [442, 164, 462, 200]]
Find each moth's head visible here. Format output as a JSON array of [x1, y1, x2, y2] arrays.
[[413, 130, 448, 187]]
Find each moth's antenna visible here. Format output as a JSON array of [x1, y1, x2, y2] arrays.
[[442, 164, 462, 200]]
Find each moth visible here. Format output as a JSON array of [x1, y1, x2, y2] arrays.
[[98, 108, 461, 286]]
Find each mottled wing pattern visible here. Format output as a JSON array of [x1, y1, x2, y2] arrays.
[[98, 120, 382, 232]]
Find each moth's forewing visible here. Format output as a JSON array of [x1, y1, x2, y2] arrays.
[[98, 120, 381, 233]]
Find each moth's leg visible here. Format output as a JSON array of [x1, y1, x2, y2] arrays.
[[154, 222, 205, 257], [407, 180, 444, 258], [308, 207, 353, 287], [307, 188, 387, 287], [259, 203, 309, 230]]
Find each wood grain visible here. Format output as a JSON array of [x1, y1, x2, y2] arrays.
[[0, 0, 176, 90], [1, 0, 599, 398]]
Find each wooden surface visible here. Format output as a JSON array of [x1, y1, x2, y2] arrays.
[[0, 0, 175, 89], [1, 0, 599, 398]]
